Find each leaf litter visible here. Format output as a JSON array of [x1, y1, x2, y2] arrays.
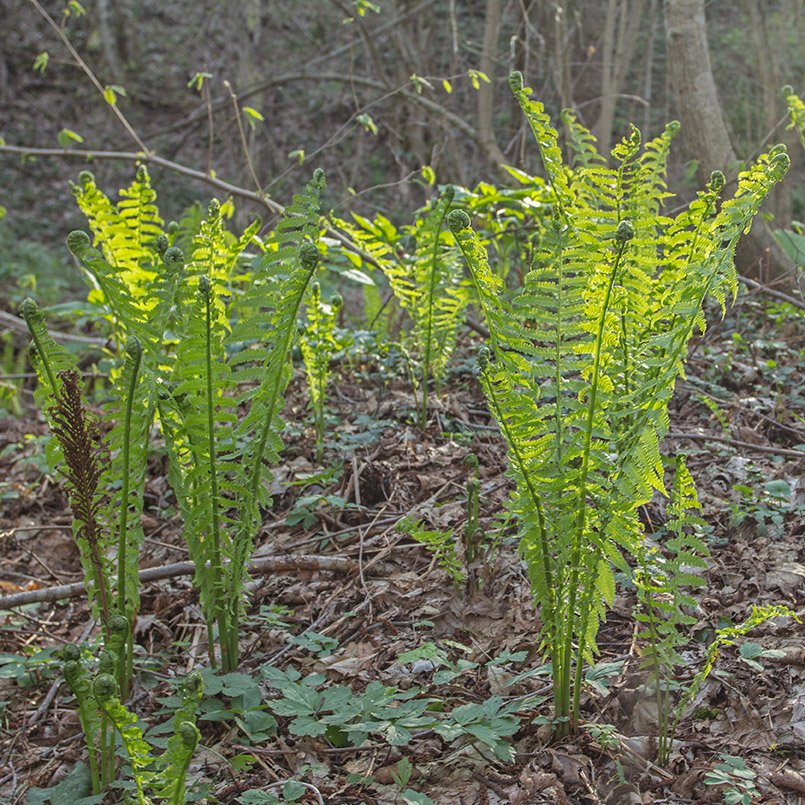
[[1, 300, 805, 804]]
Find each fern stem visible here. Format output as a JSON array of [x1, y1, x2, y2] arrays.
[[200, 278, 229, 669], [232, 245, 319, 667], [22, 300, 60, 401], [561, 231, 631, 731], [420, 193, 452, 429], [116, 337, 142, 698], [479, 365, 559, 694]]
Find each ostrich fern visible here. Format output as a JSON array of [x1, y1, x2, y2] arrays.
[[31, 167, 327, 670], [450, 72, 789, 734]]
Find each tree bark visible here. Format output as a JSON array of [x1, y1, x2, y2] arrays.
[[478, 0, 506, 168], [664, 0, 796, 283]]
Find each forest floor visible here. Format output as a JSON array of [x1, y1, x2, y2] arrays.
[[1, 288, 805, 805]]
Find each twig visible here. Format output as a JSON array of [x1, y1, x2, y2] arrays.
[[0, 554, 360, 610], [739, 274, 805, 310], [666, 431, 805, 458], [0, 309, 107, 346], [27, 0, 149, 154], [223, 79, 265, 200], [142, 0, 438, 140]]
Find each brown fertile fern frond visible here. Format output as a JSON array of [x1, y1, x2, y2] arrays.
[[49, 370, 111, 624]]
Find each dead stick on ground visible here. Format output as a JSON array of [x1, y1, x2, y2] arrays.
[[666, 431, 805, 458], [0, 555, 360, 610]]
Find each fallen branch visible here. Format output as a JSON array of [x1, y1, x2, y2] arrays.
[[666, 431, 805, 458], [0, 309, 107, 347], [739, 274, 805, 311], [0, 554, 358, 610]]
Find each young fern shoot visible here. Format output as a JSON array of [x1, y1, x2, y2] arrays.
[[301, 282, 342, 461], [335, 185, 469, 427], [635, 455, 709, 764]]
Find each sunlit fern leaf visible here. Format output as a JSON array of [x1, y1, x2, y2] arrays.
[[66, 229, 159, 351], [561, 109, 605, 170], [410, 186, 470, 394], [71, 167, 163, 305]]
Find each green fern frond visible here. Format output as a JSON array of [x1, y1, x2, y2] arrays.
[[301, 281, 342, 457], [451, 74, 787, 734]]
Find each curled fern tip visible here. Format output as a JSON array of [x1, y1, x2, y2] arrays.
[[615, 220, 634, 244], [126, 336, 143, 362], [508, 71, 524, 92], [444, 184, 455, 203], [62, 644, 81, 663], [63, 660, 81, 684], [21, 298, 38, 322], [448, 209, 471, 234], [67, 230, 91, 254], [198, 275, 211, 297], [179, 721, 201, 748], [708, 171, 725, 193], [300, 242, 319, 268], [163, 246, 184, 267], [93, 673, 117, 701]]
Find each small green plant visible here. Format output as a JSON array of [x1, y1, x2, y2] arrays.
[[59, 645, 203, 802], [24, 301, 151, 696], [704, 754, 760, 805], [729, 480, 793, 537], [397, 516, 466, 588], [634, 454, 709, 765], [335, 185, 470, 428], [736, 640, 786, 671], [300, 282, 342, 460]]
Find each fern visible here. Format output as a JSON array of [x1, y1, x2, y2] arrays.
[[450, 72, 789, 734], [153, 671, 204, 805], [784, 85, 805, 153], [398, 517, 466, 589], [300, 281, 342, 460], [46, 369, 112, 627], [104, 335, 153, 696], [163, 171, 325, 670], [334, 186, 469, 427], [93, 673, 155, 804], [635, 454, 709, 764], [62, 648, 102, 795]]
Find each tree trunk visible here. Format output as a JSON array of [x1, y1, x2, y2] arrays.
[[663, 0, 795, 283], [478, 0, 506, 168]]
